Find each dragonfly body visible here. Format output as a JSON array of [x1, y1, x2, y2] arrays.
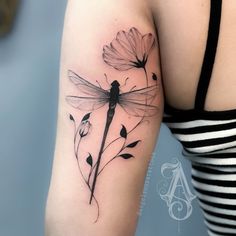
[[89, 80, 120, 204]]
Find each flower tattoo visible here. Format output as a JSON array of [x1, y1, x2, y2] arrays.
[[103, 27, 155, 71]]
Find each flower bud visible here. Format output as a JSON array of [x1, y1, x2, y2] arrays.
[[79, 120, 91, 137]]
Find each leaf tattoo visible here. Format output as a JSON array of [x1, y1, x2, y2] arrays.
[[69, 114, 75, 121], [120, 125, 127, 138], [86, 153, 93, 167], [119, 153, 134, 159], [126, 140, 141, 148]]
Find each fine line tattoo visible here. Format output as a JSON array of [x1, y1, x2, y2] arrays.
[[66, 27, 159, 222]]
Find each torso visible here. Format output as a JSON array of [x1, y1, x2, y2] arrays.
[[150, 0, 236, 111]]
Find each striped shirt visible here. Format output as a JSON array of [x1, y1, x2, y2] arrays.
[[163, 104, 236, 236], [163, 104, 236, 168]]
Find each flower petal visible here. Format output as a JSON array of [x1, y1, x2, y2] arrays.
[[103, 45, 123, 61], [103, 53, 130, 65], [116, 31, 134, 54], [142, 33, 155, 56], [104, 60, 135, 71], [111, 39, 136, 62], [103, 49, 135, 70], [103, 47, 126, 58], [128, 27, 143, 60]]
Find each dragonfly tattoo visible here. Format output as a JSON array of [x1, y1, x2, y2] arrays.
[[66, 28, 158, 222]]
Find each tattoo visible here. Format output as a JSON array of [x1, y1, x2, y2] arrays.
[[66, 27, 159, 222]]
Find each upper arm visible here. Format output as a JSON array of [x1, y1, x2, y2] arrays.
[[46, 1, 164, 235]]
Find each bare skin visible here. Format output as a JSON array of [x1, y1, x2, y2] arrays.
[[45, 0, 236, 235], [151, 0, 236, 111]]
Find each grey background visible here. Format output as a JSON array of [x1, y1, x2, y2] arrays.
[[0, 1, 207, 235]]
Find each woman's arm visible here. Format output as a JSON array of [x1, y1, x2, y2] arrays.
[[45, 1, 163, 235]]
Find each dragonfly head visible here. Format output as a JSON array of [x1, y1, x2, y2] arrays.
[[111, 80, 120, 88]]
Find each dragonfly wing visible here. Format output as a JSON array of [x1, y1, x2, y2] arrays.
[[119, 100, 159, 117], [68, 70, 110, 98], [66, 96, 108, 111], [119, 85, 158, 103]]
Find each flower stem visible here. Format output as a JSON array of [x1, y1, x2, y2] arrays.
[[143, 66, 148, 87], [98, 138, 126, 176], [73, 119, 100, 222]]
